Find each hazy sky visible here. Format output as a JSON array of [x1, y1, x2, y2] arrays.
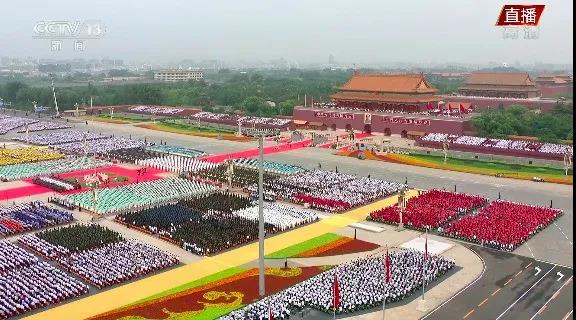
[[0, 0, 572, 65]]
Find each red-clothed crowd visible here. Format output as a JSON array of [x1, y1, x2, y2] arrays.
[[294, 194, 352, 213], [441, 200, 563, 251], [369, 190, 487, 230]]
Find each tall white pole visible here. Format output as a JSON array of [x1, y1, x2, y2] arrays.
[[258, 134, 266, 297], [51, 79, 60, 117]]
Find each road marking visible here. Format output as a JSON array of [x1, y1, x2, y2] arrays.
[[514, 270, 523, 277], [525, 262, 533, 269], [554, 222, 573, 245], [495, 266, 556, 320], [563, 310, 573, 320], [491, 288, 501, 296], [527, 244, 535, 258], [557, 271, 565, 282], [463, 309, 475, 319], [477, 298, 489, 307], [421, 249, 486, 319], [504, 278, 513, 286], [534, 266, 542, 276]]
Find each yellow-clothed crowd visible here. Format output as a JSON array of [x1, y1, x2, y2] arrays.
[[0, 147, 64, 166]]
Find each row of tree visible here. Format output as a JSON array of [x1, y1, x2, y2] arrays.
[[471, 104, 573, 143], [0, 69, 463, 117]]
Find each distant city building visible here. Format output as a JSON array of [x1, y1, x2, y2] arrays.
[[153, 70, 204, 82], [458, 72, 540, 98]]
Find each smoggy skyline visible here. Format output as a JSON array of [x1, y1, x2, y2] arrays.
[[0, 0, 572, 66]]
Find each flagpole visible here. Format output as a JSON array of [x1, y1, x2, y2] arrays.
[[382, 246, 387, 320], [422, 229, 427, 301]]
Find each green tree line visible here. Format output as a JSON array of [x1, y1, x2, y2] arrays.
[[0, 69, 462, 117], [471, 104, 573, 143]]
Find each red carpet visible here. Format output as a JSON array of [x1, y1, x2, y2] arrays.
[[0, 165, 168, 201], [0, 184, 52, 202], [201, 139, 313, 163]]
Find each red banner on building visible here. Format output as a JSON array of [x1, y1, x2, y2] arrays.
[[382, 116, 430, 126], [495, 5, 545, 26], [314, 111, 354, 120]]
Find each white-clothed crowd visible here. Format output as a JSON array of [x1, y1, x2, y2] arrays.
[[0, 241, 88, 319], [0, 116, 38, 134], [192, 111, 291, 127], [16, 121, 71, 133], [136, 155, 217, 173], [13, 130, 106, 146], [34, 176, 76, 191], [421, 133, 573, 156], [262, 170, 405, 213], [57, 239, 178, 289], [130, 106, 184, 115], [231, 203, 318, 232], [55, 137, 145, 155], [19, 234, 70, 260], [221, 249, 455, 319], [0, 241, 38, 272]]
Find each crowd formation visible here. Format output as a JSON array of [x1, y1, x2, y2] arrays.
[[55, 136, 145, 155], [0, 147, 63, 166], [191, 111, 291, 129], [0, 241, 88, 320], [136, 155, 217, 173], [196, 164, 279, 188], [222, 249, 455, 319], [16, 121, 71, 133], [369, 190, 488, 230], [0, 115, 38, 134], [65, 177, 216, 214], [146, 145, 207, 158], [0, 157, 109, 181], [13, 130, 106, 146], [421, 133, 573, 156], [115, 192, 318, 255], [32, 176, 80, 192], [129, 105, 184, 115], [441, 200, 563, 251], [0, 202, 73, 236], [260, 170, 405, 212], [233, 158, 306, 175], [58, 239, 178, 289]]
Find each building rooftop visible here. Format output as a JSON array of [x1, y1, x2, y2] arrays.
[[338, 73, 437, 94]]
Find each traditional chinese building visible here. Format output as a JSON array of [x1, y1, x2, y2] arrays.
[[293, 73, 473, 136], [330, 73, 441, 113], [458, 72, 541, 98], [535, 74, 573, 97]]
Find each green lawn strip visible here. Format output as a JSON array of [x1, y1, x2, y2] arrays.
[[411, 153, 568, 177], [130, 266, 246, 305], [157, 121, 235, 135], [265, 233, 343, 259], [97, 114, 152, 122]]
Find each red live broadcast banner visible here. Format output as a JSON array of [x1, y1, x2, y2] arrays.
[[495, 4, 545, 26]]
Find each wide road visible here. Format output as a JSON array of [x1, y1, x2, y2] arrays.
[[422, 245, 573, 320]]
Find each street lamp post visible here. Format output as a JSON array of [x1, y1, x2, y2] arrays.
[[257, 133, 266, 297], [398, 189, 405, 231]]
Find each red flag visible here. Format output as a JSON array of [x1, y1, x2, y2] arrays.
[[332, 273, 340, 311], [459, 103, 465, 113], [385, 249, 391, 283], [426, 102, 432, 110], [268, 301, 273, 320]]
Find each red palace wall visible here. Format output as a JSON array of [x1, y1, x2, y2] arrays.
[[539, 85, 573, 98], [293, 108, 470, 135], [441, 96, 560, 112]]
